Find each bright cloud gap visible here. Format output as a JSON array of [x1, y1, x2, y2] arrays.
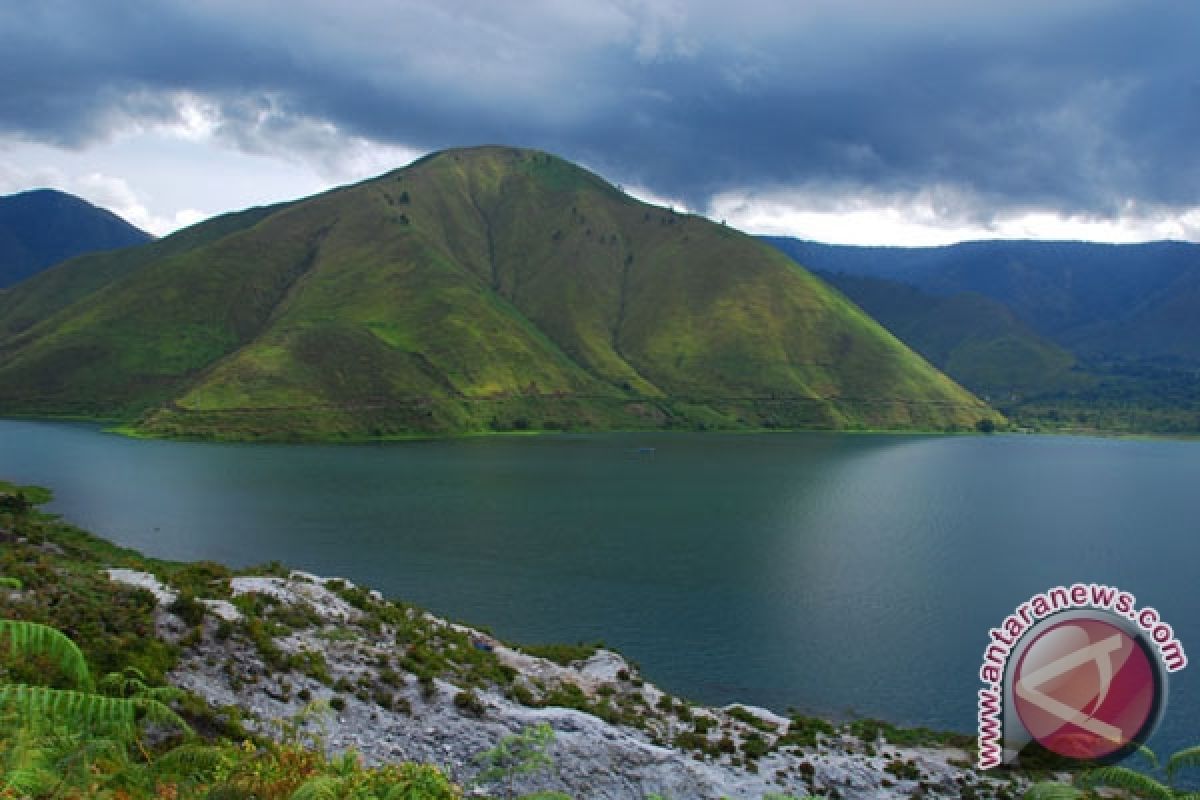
[[707, 190, 1200, 247]]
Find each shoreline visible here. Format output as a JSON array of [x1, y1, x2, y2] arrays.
[[1, 479, 1038, 798], [5, 411, 1198, 445]]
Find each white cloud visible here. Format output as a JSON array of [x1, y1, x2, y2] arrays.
[[0, 106, 426, 236], [4, 81, 1199, 247], [621, 183, 692, 213], [707, 186, 1200, 246]]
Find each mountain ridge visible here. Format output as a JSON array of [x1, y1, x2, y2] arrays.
[[764, 236, 1200, 362], [0, 147, 994, 440], [766, 236, 1200, 432], [0, 188, 152, 288]]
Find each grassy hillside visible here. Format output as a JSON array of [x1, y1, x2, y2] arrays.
[[765, 236, 1200, 363], [767, 236, 1200, 433], [819, 272, 1085, 402], [0, 147, 995, 440], [0, 188, 152, 287], [0, 202, 287, 344]]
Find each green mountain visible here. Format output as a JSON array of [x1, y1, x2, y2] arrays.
[[766, 236, 1200, 433], [817, 272, 1085, 402], [0, 189, 151, 287], [764, 236, 1200, 365], [0, 147, 993, 440]]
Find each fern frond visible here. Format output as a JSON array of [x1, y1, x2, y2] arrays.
[[98, 666, 152, 697], [1022, 781, 1086, 799], [205, 788, 258, 800], [1167, 745, 1200, 785], [289, 775, 345, 800], [151, 742, 231, 780], [1136, 743, 1162, 771], [0, 684, 191, 737], [0, 619, 91, 688], [384, 764, 459, 800], [1, 766, 60, 797], [98, 666, 187, 706], [0, 723, 91, 796], [1, 684, 135, 730], [1076, 765, 1173, 799], [0, 577, 22, 590], [136, 693, 192, 734]]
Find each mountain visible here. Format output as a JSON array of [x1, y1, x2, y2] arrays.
[[764, 237, 1200, 365], [0, 147, 993, 440], [0, 189, 152, 287], [766, 236, 1200, 433], [817, 272, 1083, 401]]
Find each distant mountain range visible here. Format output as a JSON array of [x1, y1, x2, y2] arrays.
[[814, 272, 1082, 401], [0, 189, 151, 288], [0, 148, 991, 440], [765, 237, 1200, 432]]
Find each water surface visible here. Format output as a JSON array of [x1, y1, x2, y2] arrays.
[[1, 421, 1196, 754]]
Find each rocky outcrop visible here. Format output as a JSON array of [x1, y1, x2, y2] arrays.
[[107, 569, 1024, 800]]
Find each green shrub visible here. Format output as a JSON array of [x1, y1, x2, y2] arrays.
[[885, 758, 922, 781], [454, 689, 485, 716], [779, 714, 836, 748], [520, 640, 603, 666], [728, 705, 778, 733], [742, 732, 770, 759]]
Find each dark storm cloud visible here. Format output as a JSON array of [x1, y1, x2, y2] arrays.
[[2, 0, 1197, 216]]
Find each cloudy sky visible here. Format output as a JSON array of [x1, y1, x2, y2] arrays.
[[1, 1, 1197, 244]]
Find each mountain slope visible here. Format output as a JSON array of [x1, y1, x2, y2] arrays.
[[0, 189, 152, 287], [764, 237, 1200, 364], [818, 272, 1084, 401], [0, 202, 288, 342], [0, 147, 994, 439]]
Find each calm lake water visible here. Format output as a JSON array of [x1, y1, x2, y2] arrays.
[[1, 420, 1197, 755]]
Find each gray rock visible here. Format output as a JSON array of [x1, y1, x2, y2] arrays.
[[105, 569, 1022, 800]]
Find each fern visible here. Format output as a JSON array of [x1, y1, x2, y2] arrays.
[[205, 788, 259, 800], [52, 732, 135, 792], [0, 684, 190, 738], [99, 665, 187, 706], [1167, 745, 1200, 785], [1028, 743, 1200, 800], [1139, 743, 1163, 771], [0, 724, 59, 797], [149, 741, 232, 785], [1075, 765, 1174, 799], [0, 576, 22, 590], [1023, 782, 1086, 800], [0, 618, 92, 689], [290, 775, 345, 800], [0, 765, 58, 798]]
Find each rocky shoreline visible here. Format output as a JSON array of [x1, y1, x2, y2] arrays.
[[106, 567, 1029, 799]]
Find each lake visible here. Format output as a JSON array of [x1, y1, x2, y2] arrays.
[[1, 420, 1196, 756]]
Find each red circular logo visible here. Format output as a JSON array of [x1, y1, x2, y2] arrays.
[[1013, 617, 1159, 761]]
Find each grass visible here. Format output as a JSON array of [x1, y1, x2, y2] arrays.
[[0, 146, 994, 441]]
